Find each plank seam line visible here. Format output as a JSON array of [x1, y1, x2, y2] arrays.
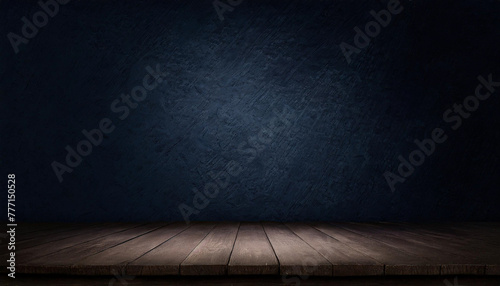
[[283, 223, 332, 275], [22, 223, 149, 263], [178, 222, 219, 275], [17, 224, 69, 237], [226, 222, 241, 274], [124, 222, 194, 269], [17, 223, 102, 243], [354, 223, 479, 260], [409, 225, 500, 248], [261, 222, 281, 272], [17, 223, 114, 254], [68, 223, 172, 267], [371, 224, 488, 264], [329, 222, 434, 263], [309, 223, 383, 265]]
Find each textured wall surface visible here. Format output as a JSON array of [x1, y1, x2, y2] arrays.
[[1, 0, 500, 222]]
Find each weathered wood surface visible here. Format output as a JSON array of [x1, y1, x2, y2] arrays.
[[128, 222, 216, 275], [263, 222, 332, 276], [181, 222, 240, 275], [228, 222, 279, 275], [11, 222, 500, 276]]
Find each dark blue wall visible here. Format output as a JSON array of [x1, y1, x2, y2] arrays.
[[1, 0, 500, 222]]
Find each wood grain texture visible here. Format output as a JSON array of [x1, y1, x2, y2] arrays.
[[16, 223, 144, 263], [386, 222, 500, 248], [1, 223, 109, 260], [18, 223, 167, 275], [72, 222, 188, 275], [287, 223, 383, 276], [5, 275, 500, 286], [310, 222, 440, 275], [16, 223, 67, 236], [181, 222, 240, 275], [13, 222, 500, 277], [128, 222, 216, 275], [228, 222, 279, 275], [16, 223, 100, 243], [263, 222, 332, 276], [335, 222, 486, 275], [379, 222, 500, 275], [16, 223, 106, 249]]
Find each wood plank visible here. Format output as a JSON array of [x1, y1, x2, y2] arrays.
[[335, 222, 486, 275], [128, 222, 216, 275], [442, 222, 500, 275], [310, 222, 439, 275], [70, 222, 189, 275], [432, 223, 500, 248], [6, 275, 500, 286], [12, 222, 500, 277], [378, 222, 496, 246], [2, 223, 73, 257], [263, 222, 331, 276], [17, 223, 98, 242], [16, 223, 67, 235], [16, 223, 107, 249], [18, 223, 168, 274], [286, 223, 383, 276], [381, 222, 500, 275], [375, 223, 500, 271], [228, 222, 279, 275], [181, 222, 239, 275], [485, 264, 500, 276], [1, 223, 109, 258], [389, 222, 500, 248], [442, 222, 500, 234], [17, 223, 144, 263], [383, 222, 500, 255]]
